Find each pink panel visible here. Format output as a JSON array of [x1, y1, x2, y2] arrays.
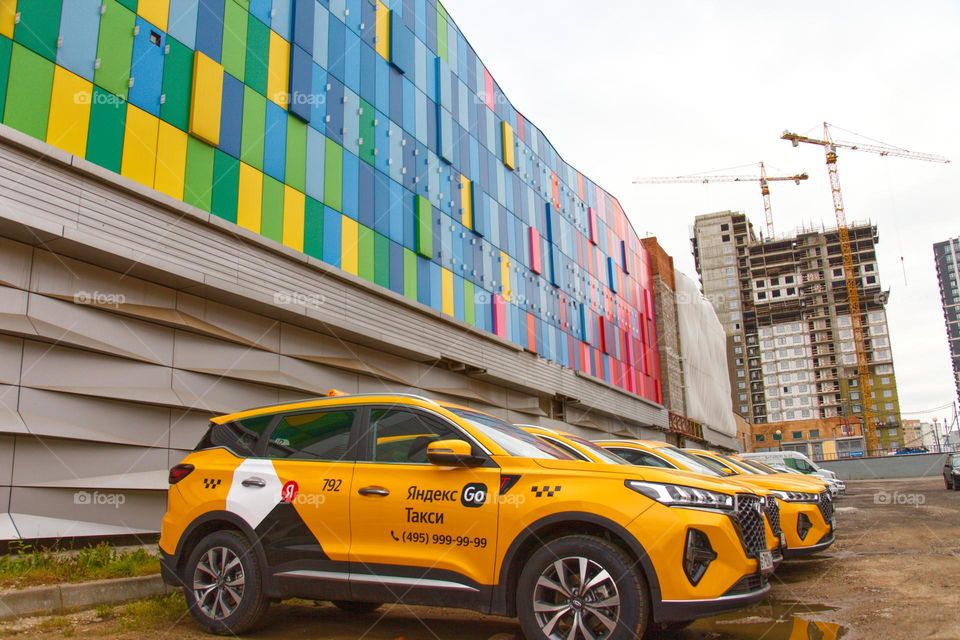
[[493, 294, 507, 337], [484, 69, 494, 110], [587, 207, 597, 245], [528, 227, 541, 274]]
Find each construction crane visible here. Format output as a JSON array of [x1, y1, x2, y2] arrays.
[[633, 162, 808, 236], [782, 122, 949, 453]]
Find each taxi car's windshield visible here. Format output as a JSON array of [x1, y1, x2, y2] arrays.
[[447, 408, 574, 460], [660, 446, 725, 477], [562, 433, 630, 465]]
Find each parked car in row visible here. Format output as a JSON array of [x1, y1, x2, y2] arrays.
[[740, 451, 845, 494], [944, 453, 960, 490]]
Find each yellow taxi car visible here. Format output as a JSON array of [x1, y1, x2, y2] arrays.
[[593, 439, 785, 569], [160, 392, 771, 637], [684, 449, 836, 558]]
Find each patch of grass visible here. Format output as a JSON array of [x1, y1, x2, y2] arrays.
[[115, 592, 187, 631], [94, 603, 114, 620], [0, 542, 160, 589]]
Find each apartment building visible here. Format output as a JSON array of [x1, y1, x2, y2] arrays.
[[934, 238, 960, 407]]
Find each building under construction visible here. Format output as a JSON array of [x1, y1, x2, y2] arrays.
[[693, 211, 904, 457]]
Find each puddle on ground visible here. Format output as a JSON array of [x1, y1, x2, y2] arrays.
[[676, 600, 846, 639]]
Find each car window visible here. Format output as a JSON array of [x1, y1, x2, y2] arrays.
[[952, 456, 960, 468], [199, 414, 275, 456], [689, 452, 738, 475], [446, 408, 573, 459], [539, 436, 591, 461], [662, 447, 725, 477], [610, 448, 675, 469], [559, 434, 629, 465], [784, 457, 802, 470], [370, 408, 462, 464], [266, 410, 357, 461]]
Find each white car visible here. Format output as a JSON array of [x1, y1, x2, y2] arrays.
[[765, 462, 845, 497], [740, 451, 845, 494]]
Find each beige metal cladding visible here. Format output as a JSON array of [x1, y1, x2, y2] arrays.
[[0, 130, 667, 540]]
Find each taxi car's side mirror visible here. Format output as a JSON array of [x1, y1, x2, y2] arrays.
[[426, 439, 483, 467]]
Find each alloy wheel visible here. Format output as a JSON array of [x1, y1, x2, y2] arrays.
[[532, 556, 621, 640], [192, 546, 245, 620]]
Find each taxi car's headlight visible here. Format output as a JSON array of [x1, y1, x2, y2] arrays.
[[769, 490, 820, 503], [626, 480, 735, 512]]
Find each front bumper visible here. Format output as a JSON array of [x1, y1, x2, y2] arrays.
[[658, 574, 771, 622], [782, 530, 835, 558]]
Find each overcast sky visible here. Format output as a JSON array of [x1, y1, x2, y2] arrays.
[[442, 0, 960, 427]]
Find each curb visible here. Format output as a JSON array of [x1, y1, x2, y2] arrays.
[[0, 574, 172, 620]]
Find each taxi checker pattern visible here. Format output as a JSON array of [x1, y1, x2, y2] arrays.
[[159, 394, 772, 639]]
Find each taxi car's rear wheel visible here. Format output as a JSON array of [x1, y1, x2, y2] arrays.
[[184, 531, 269, 635], [517, 535, 648, 640], [331, 600, 382, 614]]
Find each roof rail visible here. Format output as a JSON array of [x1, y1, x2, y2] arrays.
[[220, 392, 441, 416]]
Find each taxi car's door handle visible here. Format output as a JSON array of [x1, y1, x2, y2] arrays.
[[241, 477, 267, 488], [358, 486, 390, 497]]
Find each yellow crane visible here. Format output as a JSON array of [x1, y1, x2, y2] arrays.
[[633, 162, 807, 237], [781, 123, 949, 452]]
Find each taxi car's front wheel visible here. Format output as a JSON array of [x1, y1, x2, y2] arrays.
[[183, 530, 270, 635], [516, 535, 648, 640]]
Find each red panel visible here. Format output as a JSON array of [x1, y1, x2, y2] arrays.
[[492, 294, 507, 337], [551, 172, 560, 208], [526, 313, 537, 354], [587, 207, 597, 245], [484, 69, 494, 110], [516, 113, 525, 142], [528, 227, 541, 274]]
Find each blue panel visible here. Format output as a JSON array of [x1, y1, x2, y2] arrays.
[[360, 0, 376, 47], [607, 256, 617, 293], [388, 181, 404, 243], [272, 0, 292, 41], [264, 102, 288, 181], [429, 261, 442, 311], [57, 0, 101, 82], [359, 43, 376, 105], [343, 29, 361, 93], [389, 12, 414, 75], [196, 0, 225, 62], [358, 160, 374, 228], [168, 0, 199, 49], [129, 18, 166, 117], [326, 13, 345, 81], [375, 57, 390, 115], [312, 3, 329, 68], [388, 241, 404, 295], [219, 72, 245, 158], [437, 107, 452, 163], [289, 45, 313, 122], [373, 171, 390, 236], [305, 126, 325, 201], [402, 186, 415, 250], [435, 56, 451, 111], [322, 206, 342, 267], [250, 0, 272, 27], [291, 0, 315, 54], [309, 63, 327, 132], [453, 275, 464, 321], [325, 77, 344, 144], [341, 150, 359, 219], [416, 256, 430, 306]]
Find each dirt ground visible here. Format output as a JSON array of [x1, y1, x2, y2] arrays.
[[2, 476, 958, 640]]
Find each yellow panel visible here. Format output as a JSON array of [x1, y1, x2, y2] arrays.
[[267, 31, 290, 109], [341, 216, 359, 275], [0, 0, 15, 38], [282, 186, 305, 252], [46, 66, 91, 157], [500, 251, 511, 301], [501, 121, 515, 170], [137, 0, 169, 31], [121, 105, 160, 188], [154, 121, 188, 200], [189, 51, 224, 146], [459, 175, 472, 230], [237, 162, 263, 233], [375, 0, 390, 60], [441, 268, 454, 316]]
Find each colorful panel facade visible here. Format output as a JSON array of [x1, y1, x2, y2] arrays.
[[0, 0, 660, 402]]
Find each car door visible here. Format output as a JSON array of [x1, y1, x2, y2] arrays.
[[349, 405, 500, 605], [247, 406, 360, 591]]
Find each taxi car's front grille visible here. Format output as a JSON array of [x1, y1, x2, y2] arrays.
[[724, 572, 768, 596], [818, 490, 834, 523], [733, 494, 767, 557], [764, 495, 782, 537]]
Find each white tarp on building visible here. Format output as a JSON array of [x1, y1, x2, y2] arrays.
[[674, 269, 736, 437]]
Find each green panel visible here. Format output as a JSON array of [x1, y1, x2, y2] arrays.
[[464, 279, 475, 325], [0, 36, 13, 120], [358, 224, 374, 282], [414, 194, 433, 258], [304, 196, 324, 258], [244, 16, 269, 96], [116, 0, 137, 11], [85, 87, 127, 172], [374, 232, 390, 289], [240, 86, 266, 169], [96, 0, 136, 99], [285, 114, 307, 191], [160, 37, 193, 130], [231, 0, 249, 8], [211, 150, 240, 223], [4, 44, 54, 139], [184, 137, 215, 211], [436, 6, 448, 61], [359, 98, 376, 166], [260, 175, 284, 242], [14, 0, 62, 61], [221, 0, 248, 82], [403, 248, 417, 301], [323, 137, 342, 210]]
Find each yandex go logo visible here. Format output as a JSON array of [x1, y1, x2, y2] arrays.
[[461, 483, 488, 508]]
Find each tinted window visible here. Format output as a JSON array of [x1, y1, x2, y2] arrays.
[[610, 448, 674, 469], [446, 408, 573, 459], [199, 414, 274, 456], [784, 457, 802, 470], [661, 447, 725, 477], [560, 434, 629, 465], [371, 409, 461, 464], [266, 410, 357, 461], [539, 436, 590, 461]]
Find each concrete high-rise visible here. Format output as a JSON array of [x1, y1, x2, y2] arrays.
[[693, 212, 904, 457], [934, 237, 960, 407]]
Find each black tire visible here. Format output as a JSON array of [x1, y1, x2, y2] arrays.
[[183, 530, 270, 635], [953, 476, 960, 491], [516, 535, 648, 640], [331, 600, 382, 614]]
